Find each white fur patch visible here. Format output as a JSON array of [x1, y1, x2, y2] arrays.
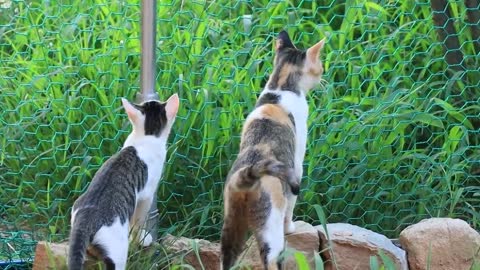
[[92, 217, 129, 270], [298, 63, 323, 91], [121, 131, 170, 249], [261, 207, 285, 263], [123, 136, 167, 200], [70, 208, 79, 226], [285, 219, 296, 234], [139, 229, 153, 247]]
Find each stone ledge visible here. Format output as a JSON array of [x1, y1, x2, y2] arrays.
[[34, 218, 478, 270], [32, 241, 102, 270]]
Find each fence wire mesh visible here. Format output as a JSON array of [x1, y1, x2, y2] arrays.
[[1, 0, 479, 267]]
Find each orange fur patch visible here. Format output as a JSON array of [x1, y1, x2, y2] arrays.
[[260, 175, 285, 210], [224, 186, 247, 214], [242, 104, 293, 137], [260, 104, 294, 128], [308, 66, 323, 77], [277, 64, 296, 87], [224, 181, 262, 225]]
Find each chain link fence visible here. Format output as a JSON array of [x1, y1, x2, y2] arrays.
[[1, 0, 479, 267]]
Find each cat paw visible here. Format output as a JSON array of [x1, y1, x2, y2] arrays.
[[285, 221, 296, 234], [139, 229, 153, 247]]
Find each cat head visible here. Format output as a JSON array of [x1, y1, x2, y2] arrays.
[[267, 30, 326, 94], [121, 94, 179, 139]]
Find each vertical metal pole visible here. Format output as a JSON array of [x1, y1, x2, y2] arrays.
[[138, 0, 159, 102], [137, 0, 159, 242]]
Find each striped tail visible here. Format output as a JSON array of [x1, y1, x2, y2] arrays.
[[234, 159, 299, 195], [68, 214, 93, 270]]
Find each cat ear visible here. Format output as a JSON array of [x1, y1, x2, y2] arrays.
[[276, 30, 296, 51], [165, 93, 179, 120], [121, 98, 141, 123], [306, 38, 326, 63]]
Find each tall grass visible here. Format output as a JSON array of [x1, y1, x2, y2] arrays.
[[0, 0, 478, 263]]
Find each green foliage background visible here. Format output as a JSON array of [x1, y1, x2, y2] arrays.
[[0, 0, 479, 264]]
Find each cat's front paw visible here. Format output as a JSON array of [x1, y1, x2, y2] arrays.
[[285, 221, 296, 234], [139, 229, 153, 247]]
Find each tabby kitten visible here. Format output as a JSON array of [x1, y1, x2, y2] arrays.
[[221, 31, 325, 269], [68, 94, 179, 270]]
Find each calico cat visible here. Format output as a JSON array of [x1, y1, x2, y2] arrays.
[[68, 94, 179, 270], [221, 31, 325, 270]]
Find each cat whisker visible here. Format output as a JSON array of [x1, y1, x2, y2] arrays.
[[317, 78, 328, 90]]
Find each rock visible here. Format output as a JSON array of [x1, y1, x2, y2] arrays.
[[33, 241, 69, 270], [34, 236, 221, 270], [316, 223, 408, 270], [236, 235, 263, 269], [399, 218, 480, 270], [284, 221, 321, 269], [162, 234, 220, 270], [32, 241, 101, 270], [238, 220, 320, 269]]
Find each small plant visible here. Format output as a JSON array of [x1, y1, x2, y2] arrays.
[[369, 250, 397, 270]]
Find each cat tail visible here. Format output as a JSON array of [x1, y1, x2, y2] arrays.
[[234, 159, 300, 195], [68, 213, 94, 270]]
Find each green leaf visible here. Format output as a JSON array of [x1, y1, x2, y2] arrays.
[[364, 1, 388, 14], [314, 204, 328, 226], [432, 98, 474, 129], [294, 252, 311, 270], [444, 126, 465, 153], [370, 255, 380, 270], [314, 252, 325, 270], [377, 250, 397, 270], [397, 111, 444, 128]]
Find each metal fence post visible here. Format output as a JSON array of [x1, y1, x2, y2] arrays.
[[137, 0, 159, 242]]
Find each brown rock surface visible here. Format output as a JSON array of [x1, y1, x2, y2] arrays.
[[34, 237, 220, 269], [316, 223, 408, 270], [33, 241, 101, 270], [399, 218, 480, 270], [162, 234, 221, 270], [284, 221, 320, 269], [238, 220, 320, 269]]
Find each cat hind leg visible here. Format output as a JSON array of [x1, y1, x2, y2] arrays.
[[256, 208, 285, 270], [284, 194, 297, 234], [130, 197, 154, 247], [92, 218, 129, 270]]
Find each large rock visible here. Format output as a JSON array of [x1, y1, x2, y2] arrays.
[[238, 220, 320, 269], [32, 241, 102, 270], [400, 218, 480, 270], [33, 241, 69, 270], [316, 223, 408, 270], [33, 237, 220, 270], [162, 234, 220, 270], [284, 221, 321, 269]]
